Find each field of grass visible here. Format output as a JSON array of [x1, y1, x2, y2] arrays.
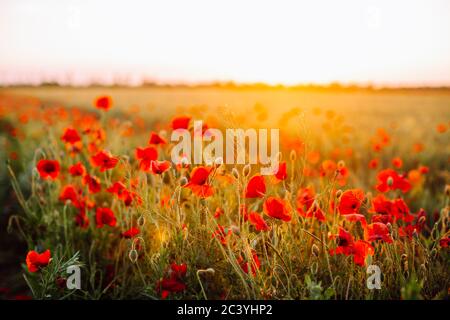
[[0, 86, 449, 300]]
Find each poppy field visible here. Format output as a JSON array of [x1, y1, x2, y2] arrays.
[[0, 87, 449, 300]]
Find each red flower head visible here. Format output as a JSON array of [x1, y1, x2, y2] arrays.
[[82, 174, 101, 194], [95, 207, 116, 228], [135, 146, 158, 171], [36, 159, 60, 180], [156, 263, 187, 299], [329, 228, 374, 266], [238, 250, 260, 275], [149, 132, 167, 145], [107, 181, 127, 197], [296, 187, 315, 216], [171, 116, 191, 130], [91, 150, 118, 172], [392, 157, 403, 169], [26, 249, 51, 273], [244, 175, 266, 198], [305, 204, 326, 221], [330, 227, 355, 255], [75, 211, 90, 229], [212, 224, 232, 245], [274, 161, 287, 181], [170, 263, 187, 279], [150, 160, 171, 175], [440, 236, 450, 248], [94, 95, 113, 111], [69, 162, 86, 177], [248, 212, 270, 231], [121, 227, 140, 239], [184, 166, 214, 198], [368, 158, 379, 170], [61, 128, 81, 144], [263, 197, 291, 222], [352, 240, 374, 266], [365, 222, 393, 243], [376, 169, 411, 193], [338, 189, 365, 215], [59, 185, 79, 204]]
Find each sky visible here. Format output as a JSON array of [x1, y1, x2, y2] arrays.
[[0, 0, 450, 86]]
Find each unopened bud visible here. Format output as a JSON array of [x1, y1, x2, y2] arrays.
[[290, 150, 297, 162], [206, 268, 215, 275], [129, 249, 138, 263], [232, 167, 240, 180], [311, 244, 320, 257], [230, 225, 240, 236], [386, 222, 392, 233], [180, 177, 188, 186], [138, 215, 146, 227], [337, 160, 345, 169], [214, 157, 223, 167], [445, 184, 450, 197], [336, 189, 343, 199], [387, 176, 394, 186], [242, 164, 251, 178]]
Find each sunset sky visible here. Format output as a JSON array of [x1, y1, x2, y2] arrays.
[[1, 0, 449, 86]]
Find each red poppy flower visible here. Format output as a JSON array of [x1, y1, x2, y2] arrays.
[[212, 224, 231, 245], [214, 207, 224, 219], [149, 131, 167, 145], [82, 174, 101, 193], [36, 159, 60, 180], [94, 95, 113, 111], [330, 227, 354, 255], [391, 157, 403, 169], [248, 212, 270, 231], [351, 240, 374, 266], [121, 227, 140, 239], [61, 128, 81, 144], [296, 187, 315, 216], [365, 222, 393, 243], [274, 162, 287, 181], [135, 146, 158, 171], [59, 185, 79, 204], [95, 207, 116, 228], [26, 249, 51, 273], [156, 263, 187, 299], [75, 211, 90, 228], [329, 228, 374, 266], [238, 250, 260, 275], [305, 204, 326, 221], [440, 236, 449, 248], [343, 213, 367, 226], [263, 197, 291, 222], [91, 150, 118, 172], [150, 160, 171, 175], [184, 166, 214, 198], [69, 162, 86, 176], [338, 189, 365, 215], [368, 158, 379, 170], [171, 116, 191, 130], [376, 169, 411, 193], [244, 175, 266, 198], [170, 263, 187, 278]]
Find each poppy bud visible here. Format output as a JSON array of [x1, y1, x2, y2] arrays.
[[310, 261, 318, 275], [242, 164, 251, 178], [290, 150, 297, 162], [418, 215, 426, 225], [232, 167, 240, 180], [445, 184, 450, 197], [337, 160, 345, 169], [311, 244, 320, 257], [412, 229, 419, 239], [129, 249, 138, 263], [180, 177, 188, 186], [387, 176, 394, 187], [277, 152, 283, 162], [335, 189, 343, 199], [138, 215, 146, 227], [386, 222, 393, 233]]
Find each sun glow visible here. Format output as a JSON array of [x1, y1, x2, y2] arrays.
[[0, 0, 449, 86]]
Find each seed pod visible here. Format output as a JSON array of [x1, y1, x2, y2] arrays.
[[232, 167, 240, 180], [337, 160, 345, 169], [242, 164, 251, 178], [290, 149, 297, 162], [180, 176, 188, 186], [311, 244, 320, 257], [128, 249, 138, 263], [137, 214, 146, 227], [387, 176, 394, 187]]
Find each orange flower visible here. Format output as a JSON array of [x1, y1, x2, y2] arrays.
[[436, 123, 447, 133], [244, 175, 266, 198], [36, 159, 60, 180], [263, 197, 291, 222], [376, 169, 411, 193], [171, 116, 191, 130], [135, 146, 158, 171], [338, 189, 365, 215], [26, 249, 51, 273], [273, 162, 287, 181], [149, 131, 167, 145], [184, 166, 214, 198], [96, 207, 116, 228], [61, 128, 81, 144], [91, 150, 118, 172], [248, 212, 270, 231], [391, 157, 403, 169], [94, 95, 112, 111], [69, 162, 86, 177], [150, 160, 171, 175]]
